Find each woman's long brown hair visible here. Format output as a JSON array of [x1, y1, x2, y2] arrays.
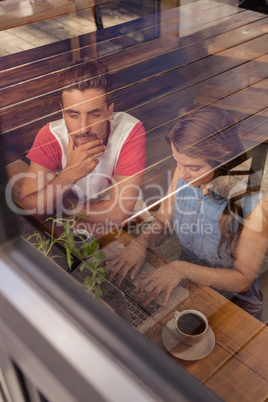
[[166, 103, 254, 260]]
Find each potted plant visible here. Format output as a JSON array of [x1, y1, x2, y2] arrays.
[[27, 211, 107, 298]]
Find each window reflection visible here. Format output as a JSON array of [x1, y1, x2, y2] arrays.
[[1, 1, 268, 401]]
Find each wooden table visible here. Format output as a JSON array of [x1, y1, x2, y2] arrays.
[[116, 233, 268, 402], [16, 207, 268, 401]]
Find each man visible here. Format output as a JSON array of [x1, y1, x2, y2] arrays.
[[20, 58, 146, 229]]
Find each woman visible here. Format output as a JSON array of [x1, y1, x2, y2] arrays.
[[106, 104, 268, 319]]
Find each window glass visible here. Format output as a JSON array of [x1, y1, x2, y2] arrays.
[[1, 1, 268, 401]]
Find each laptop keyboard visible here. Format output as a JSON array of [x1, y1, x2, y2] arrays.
[[120, 280, 161, 328]]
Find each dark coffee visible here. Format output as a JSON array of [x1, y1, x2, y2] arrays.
[[74, 234, 88, 242], [177, 313, 206, 335]]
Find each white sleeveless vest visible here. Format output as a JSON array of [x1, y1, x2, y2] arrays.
[[49, 112, 141, 200]]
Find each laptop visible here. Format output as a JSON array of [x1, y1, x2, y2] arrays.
[[48, 233, 189, 334], [101, 241, 189, 334]]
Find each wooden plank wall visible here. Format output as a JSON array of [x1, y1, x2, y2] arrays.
[[1, 0, 268, 203], [0, 0, 117, 31]]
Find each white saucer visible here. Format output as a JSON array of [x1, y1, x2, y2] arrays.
[[162, 318, 215, 361]]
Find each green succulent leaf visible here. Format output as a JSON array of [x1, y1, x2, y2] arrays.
[[81, 240, 99, 257], [83, 277, 93, 291], [92, 250, 105, 265], [65, 246, 73, 269], [79, 262, 86, 272], [93, 286, 103, 298], [28, 207, 107, 299]]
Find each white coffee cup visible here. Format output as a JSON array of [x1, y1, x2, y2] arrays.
[[174, 309, 208, 346]]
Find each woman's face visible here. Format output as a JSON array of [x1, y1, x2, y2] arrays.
[[171, 144, 215, 187]]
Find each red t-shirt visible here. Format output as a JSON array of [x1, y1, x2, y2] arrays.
[[27, 121, 146, 176]]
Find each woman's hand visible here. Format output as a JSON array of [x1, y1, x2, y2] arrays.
[[132, 262, 183, 307], [104, 239, 147, 287]]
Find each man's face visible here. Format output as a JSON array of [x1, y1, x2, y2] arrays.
[[62, 88, 114, 147]]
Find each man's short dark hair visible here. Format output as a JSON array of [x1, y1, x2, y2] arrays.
[[57, 58, 112, 105]]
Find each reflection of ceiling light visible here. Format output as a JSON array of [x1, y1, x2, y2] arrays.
[[30, 0, 52, 4]]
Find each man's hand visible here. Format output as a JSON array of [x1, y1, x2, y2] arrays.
[[105, 239, 147, 287], [65, 136, 105, 181]]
